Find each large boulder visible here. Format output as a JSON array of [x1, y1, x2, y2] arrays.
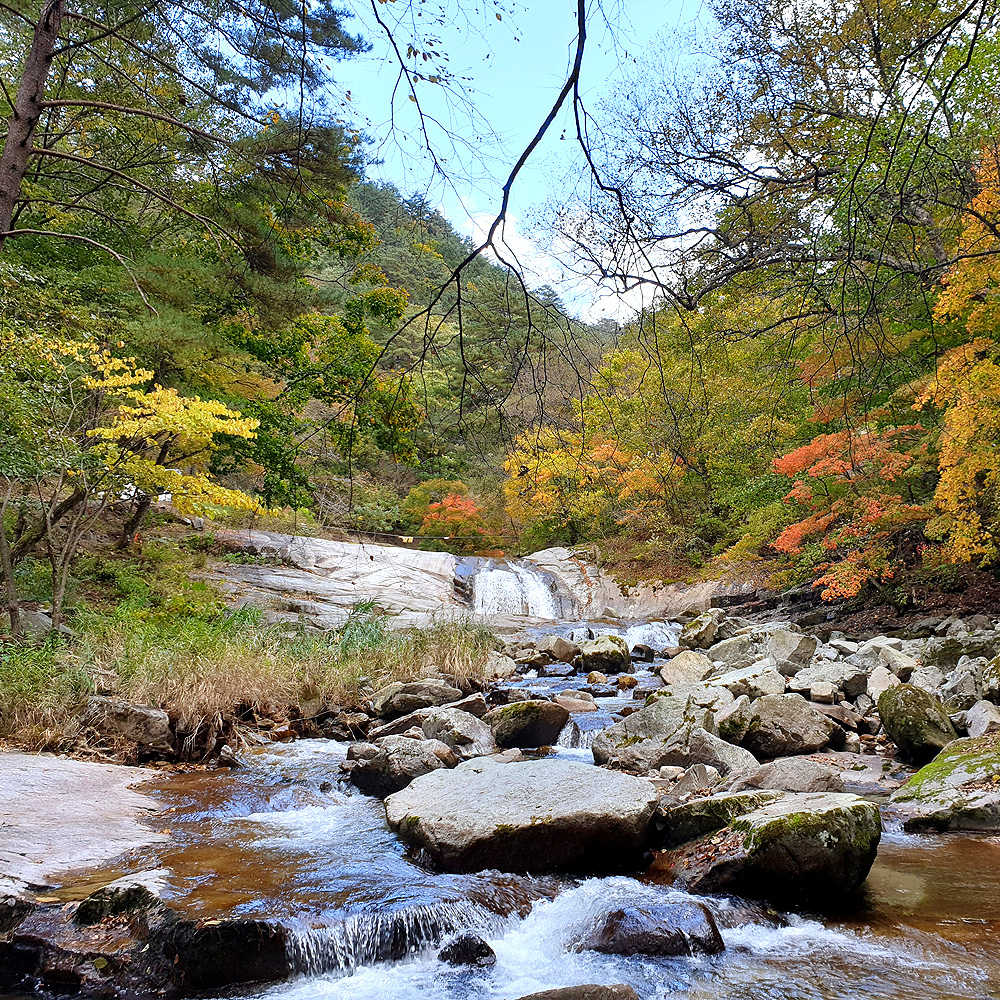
[[513, 989, 639, 1000], [649, 791, 881, 904], [679, 612, 721, 650], [484, 700, 569, 748], [877, 684, 958, 763], [659, 650, 713, 686], [767, 630, 817, 669], [372, 679, 464, 719], [72, 697, 175, 758], [578, 634, 631, 674], [740, 694, 836, 758], [420, 707, 496, 758], [578, 901, 724, 957], [889, 733, 1000, 831], [0, 883, 289, 995], [591, 694, 714, 772], [656, 790, 783, 848], [384, 758, 658, 873], [349, 736, 458, 797]]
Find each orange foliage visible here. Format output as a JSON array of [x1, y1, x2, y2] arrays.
[[771, 426, 930, 599]]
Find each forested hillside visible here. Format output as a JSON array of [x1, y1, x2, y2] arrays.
[[2, 0, 1000, 630]]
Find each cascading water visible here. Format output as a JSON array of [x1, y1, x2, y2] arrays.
[[472, 561, 560, 618]]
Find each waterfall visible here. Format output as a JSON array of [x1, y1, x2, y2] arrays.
[[284, 901, 501, 974], [472, 562, 560, 619]]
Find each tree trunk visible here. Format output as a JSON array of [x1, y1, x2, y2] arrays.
[[0, 0, 62, 250], [0, 519, 22, 639], [122, 496, 152, 549]]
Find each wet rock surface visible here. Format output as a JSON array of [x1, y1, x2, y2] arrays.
[[0, 884, 289, 996], [578, 901, 724, 957]]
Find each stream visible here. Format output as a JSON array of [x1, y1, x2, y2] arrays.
[[49, 719, 1000, 1000]]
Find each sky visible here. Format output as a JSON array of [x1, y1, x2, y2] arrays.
[[328, 1, 713, 322]]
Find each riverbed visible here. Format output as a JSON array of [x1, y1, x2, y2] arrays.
[[31, 737, 1000, 1000]]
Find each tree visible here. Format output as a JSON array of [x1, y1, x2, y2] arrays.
[[0, 329, 261, 631]]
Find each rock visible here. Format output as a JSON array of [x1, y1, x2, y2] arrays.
[[669, 728, 758, 777], [592, 694, 714, 772], [0, 884, 289, 995], [512, 988, 639, 1000], [922, 635, 1000, 670], [617, 674, 639, 690], [372, 680, 464, 719], [908, 665, 947, 695], [659, 650, 713, 685], [879, 646, 917, 680], [346, 741, 379, 761], [705, 634, 758, 670], [877, 684, 958, 763], [420, 708, 496, 758], [16, 609, 73, 639], [656, 789, 783, 847], [940, 660, 983, 710], [767, 630, 817, 667], [728, 756, 846, 794], [349, 736, 458, 797], [809, 681, 838, 704], [484, 701, 570, 748], [711, 662, 786, 700], [536, 635, 582, 663], [486, 652, 519, 679], [587, 670, 608, 684], [554, 690, 599, 713], [539, 662, 576, 678], [631, 643, 656, 662], [890, 733, 1000, 831], [650, 792, 881, 904], [966, 700, 1000, 738], [578, 634, 631, 674], [716, 695, 752, 744], [385, 759, 659, 873], [867, 665, 900, 701], [982, 655, 1000, 702], [670, 763, 723, 798], [741, 694, 836, 758], [788, 663, 868, 699], [438, 933, 496, 967], [680, 611, 721, 650], [72, 696, 175, 758], [578, 901, 724, 957]]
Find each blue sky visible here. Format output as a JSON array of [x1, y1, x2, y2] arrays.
[[329, 1, 712, 319]]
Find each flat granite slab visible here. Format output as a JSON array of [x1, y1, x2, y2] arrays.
[[0, 752, 166, 896]]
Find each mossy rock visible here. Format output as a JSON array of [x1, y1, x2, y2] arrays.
[[657, 790, 783, 848], [878, 684, 957, 764], [889, 732, 1000, 832], [484, 700, 569, 748], [648, 791, 881, 906]]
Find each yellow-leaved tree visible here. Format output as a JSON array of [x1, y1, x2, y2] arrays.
[[918, 146, 1000, 564], [0, 331, 262, 635]]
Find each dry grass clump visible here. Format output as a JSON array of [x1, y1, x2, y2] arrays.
[[1, 601, 499, 744]]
